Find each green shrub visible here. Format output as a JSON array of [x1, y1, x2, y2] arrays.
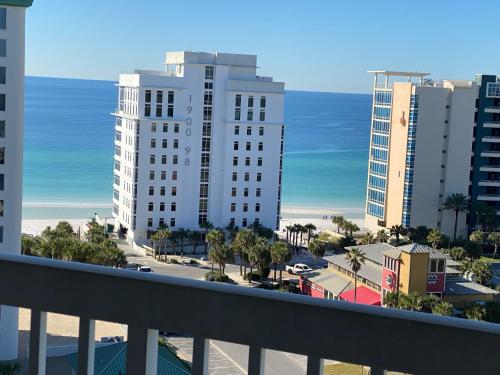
[[204, 271, 230, 283], [168, 258, 179, 264], [189, 259, 198, 265], [243, 267, 270, 281]]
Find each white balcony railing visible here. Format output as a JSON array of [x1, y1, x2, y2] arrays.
[[482, 136, 500, 143], [0, 253, 498, 375]]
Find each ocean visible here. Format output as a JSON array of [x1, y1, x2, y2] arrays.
[[23, 77, 372, 219]]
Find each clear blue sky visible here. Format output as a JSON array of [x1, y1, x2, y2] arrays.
[[25, 0, 500, 93]]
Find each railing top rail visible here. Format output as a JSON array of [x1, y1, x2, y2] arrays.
[[0, 253, 498, 374]]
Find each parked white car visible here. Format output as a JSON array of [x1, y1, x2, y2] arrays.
[[285, 263, 313, 275]]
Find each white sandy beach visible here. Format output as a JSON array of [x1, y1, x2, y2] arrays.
[[21, 205, 365, 236]]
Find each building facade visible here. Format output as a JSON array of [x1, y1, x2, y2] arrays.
[[112, 52, 285, 246], [0, 0, 33, 360], [365, 71, 477, 238], [469, 75, 500, 227]]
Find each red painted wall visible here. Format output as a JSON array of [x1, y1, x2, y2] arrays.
[[299, 277, 324, 299], [382, 267, 398, 292], [426, 272, 445, 293]]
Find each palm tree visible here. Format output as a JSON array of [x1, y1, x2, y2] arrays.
[[248, 237, 271, 282], [225, 221, 239, 243], [375, 229, 388, 243], [427, 228, 443, 249], [390, 225, 406, 246], [304, 223, 317, 245], [270, 241, 291, 283], [488, 232, 500, 259], [332, 216, 345, 234], [308, 239, 327, 268], [408, 226, 430, 245], [206, 229, 225, 272], [0, 362, 20, 375], [176, 228, 190, 258], [443, 193, 469, 241], [360, 231, 376, 245], [345, 247, 366, 303], [232, 230, 256, 276], [344, 221, 359, 237], [199, 221, 214, 254]]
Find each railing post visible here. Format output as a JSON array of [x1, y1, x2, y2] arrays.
[[78, 318, 96, 375], [29, 310, 47, 375], [248, 346, 265, 375], [370, 367, 386, 375], [126, 326, 159, 375], [192, 337, 209, 375], [307, 356, 324, 375]]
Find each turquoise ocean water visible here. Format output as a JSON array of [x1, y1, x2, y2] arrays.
[[23, 77, 372, 219]]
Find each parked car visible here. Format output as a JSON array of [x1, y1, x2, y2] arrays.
[[124, 263, 139, 271], [139, 266, 153, 273], [285, 263, 313, 275]]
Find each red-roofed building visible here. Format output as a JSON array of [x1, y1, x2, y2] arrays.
[[339, 286, 382, 306]]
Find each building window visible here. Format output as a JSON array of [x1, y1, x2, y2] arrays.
[[157, 91, 163, 103], [234, 141, 239, 151], [162, 139, 167, 148], [235, 108, 241, 121], [235, 94, 242, 107], [168, 91, 174, 104], [147, 218, 153, 227], [148, 202, 153, 211], [163, 123, 168, 132], [259, 111, 265, 122], [244, 188, 248, 197], [145, 104, 151, 117], [156, 104, 163, 117], [173, 155, 178, 165], [151, 123, 157, 132], [172, 171, 177, 180], [0, 174, 3, 191], [171, 202, 177, 211], [161, 170, 166, 179], [255, 203, 261, 212], [231, 203, 236, 212], [159, 218, 165, 227], [242, 218, 248, 227], [149, 171, 155, 180], [173, 139, 179, 149], [145, 90, 152, 103], [160, 202, 165, 211], [161, 155, 167, 164], [257, 173, 262, 182], [232, 172, 237, 181], [150, 139, 156, 148], [234, 126, 240, 135], [244, 172, 249, 182], [174, 124, 179, 133], [172, 187, 177, 196], [246, 142, 251, 151], [260, 96, 266, 108], [150, 155, 155, 164], [257, 157, 263, 166], [259, 127, 264, 136], [243, 203, 248, 212], [201, 154, 210, 167], [0, 226, 3, 243], [170, 218, 176, 227], [248, 96, 254, 107], [258, 142, 263, 151], [245, 157, 250, 166], [256, 188, 261, 197], [160, 187, 166, 196], [231, 187, 237, 197], [233, 157, 238, 166], [0, 8, 6, 30], [0, 121, 4, 138], [247, 110, 253, 121], [149, 186, 154, 196], [205, 66, 214, 80], [230, 218, 235, 226], [246, 126, 252, 136], [0, 94, 5, 111], [0, 67, 5, 85]]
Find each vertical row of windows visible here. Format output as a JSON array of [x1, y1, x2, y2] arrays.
[[199, 66, 214, 225], [402, 95, 419, 227], [0, 8, 5, 243]]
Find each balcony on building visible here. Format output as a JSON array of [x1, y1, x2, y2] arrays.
[[481, 150, 500, 157], [477, 194, 500, 201], [482, 135, 500, 143], [484, 121, 500, 129], [485, 106, 500, 114], [0, 253, 498, 375], [479, 164, 500, 172], [478, 180, 500, 187]]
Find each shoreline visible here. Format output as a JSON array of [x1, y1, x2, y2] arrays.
[[21, 204, 366, 236]]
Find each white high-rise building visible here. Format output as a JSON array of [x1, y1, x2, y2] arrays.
[[0, 0, 33, 360], [113, 52, 285, 246]]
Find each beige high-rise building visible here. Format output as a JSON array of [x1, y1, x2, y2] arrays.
[[365, 71, 477, 239]]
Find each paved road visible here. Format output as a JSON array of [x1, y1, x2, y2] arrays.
[[116, 237, 323, 374]]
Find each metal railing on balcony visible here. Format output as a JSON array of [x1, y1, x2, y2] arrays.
[[0, 253, 498, 375]]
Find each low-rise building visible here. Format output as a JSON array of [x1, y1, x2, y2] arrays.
[[302, 243, 498, 308]]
